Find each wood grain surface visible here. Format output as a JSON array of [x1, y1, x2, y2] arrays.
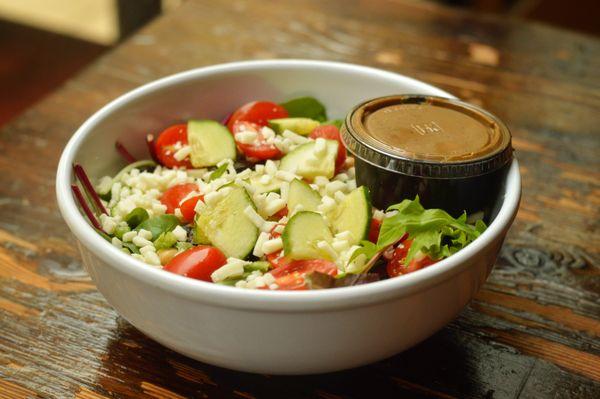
[[0, 0, 598, 397]]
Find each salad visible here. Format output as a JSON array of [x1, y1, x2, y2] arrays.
[[72, 97, 486, 290]]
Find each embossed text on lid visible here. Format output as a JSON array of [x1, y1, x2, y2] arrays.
[[342, 95, 513, 178]]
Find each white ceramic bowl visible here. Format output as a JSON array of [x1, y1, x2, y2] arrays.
[[56, 60, 520, 374]]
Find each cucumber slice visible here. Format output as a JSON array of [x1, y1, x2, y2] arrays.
[[248, 174, 283, 194], [282, 211, 334, 260], [280, 140, 338, 180], [287, 179, 321, 213], [196, 186, 258, 258], [188, 120, 236, 168], [331, 186, 372, 245], [192, 214, 210, 244], [268, 117, 320, 136]]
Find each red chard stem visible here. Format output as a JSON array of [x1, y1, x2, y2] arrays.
[[73, 163, 108, 215], [71, 184, 103, 232], [115, 141, 136, 164]]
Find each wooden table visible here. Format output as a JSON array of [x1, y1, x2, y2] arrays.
[[1, 0, 598, 397]]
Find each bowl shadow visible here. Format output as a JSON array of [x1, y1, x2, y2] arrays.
[[95, 317, 478, 398]]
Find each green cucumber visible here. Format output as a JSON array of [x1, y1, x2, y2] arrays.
[[248, 174, 283, 194], [192, 214, 210, 244], [188, 120, 236, 168], [245, 261, 270, 272], [195, 186, 259, 258], [268, 117, 320, 136], [280, 140, 338, 180], [287, 179, 321, 213], [282, 211, 334, 260], [331, 186, 372, 245]]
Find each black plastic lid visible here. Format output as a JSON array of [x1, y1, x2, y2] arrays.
[[341, 95, 513, 178]]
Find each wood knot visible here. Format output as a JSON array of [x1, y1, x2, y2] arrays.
[[39, 258, 89, 281], [499, 244, 591, 276]]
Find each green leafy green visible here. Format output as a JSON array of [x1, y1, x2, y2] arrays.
[[124, 207, 149, 229], [280, 97, 327, 122], [209, 163, 228, 181], [154, 231, 178, 250], [377, 197, 486, 263], [135, 214, 180, 240], [349, 240, 379, 262]]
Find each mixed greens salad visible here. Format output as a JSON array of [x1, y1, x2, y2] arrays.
[[72, 97, 486, 290]]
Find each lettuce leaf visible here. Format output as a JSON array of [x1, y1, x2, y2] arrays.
[[280, 97, 327, 122], [376, 197, 486, 263], [348, 197, 486, 268]]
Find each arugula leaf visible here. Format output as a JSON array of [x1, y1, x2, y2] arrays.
[[135, 214, 180, 240], [124, 207, 149, 229], [280, 97, 327, 122], [349, 240, 379, 262], [377, 196, 485, 264]]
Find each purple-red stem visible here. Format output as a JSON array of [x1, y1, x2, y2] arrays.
[[73, 163, 108, 215], [115, 141, 136, 164], [71, 184, 104, 231], [146, 134, 160, 164]]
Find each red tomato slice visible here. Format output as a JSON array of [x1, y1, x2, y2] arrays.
[[272, 206, 288, 220], [270, 259, 338, 290], [160, 183, 202, 223], [155, 124, 193, 168], [266, 251, 291, 269], [309, 125, 347, 172], [164, 245, 227, 282], [227, 101, 288, 132], [233, 121, 282, 161], [179, 196, 202, 223], [386, 240, 436, 277], [368, 218, 382, 243]]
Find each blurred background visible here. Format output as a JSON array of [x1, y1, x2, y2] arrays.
[[0, 0, 596, 127]]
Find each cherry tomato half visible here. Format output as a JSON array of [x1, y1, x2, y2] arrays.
[[160, 183, 203, 223], [164, 245, 227, 282], [386, 240, 436, 278], [155, 124, 193, 168], [227, 101, 288, 132], [368, 218, 382, 243], [232, 121, 282, 161], [270, 259, 338, 290], [309, 125, 347, 172], [272, 206, 288, 220]]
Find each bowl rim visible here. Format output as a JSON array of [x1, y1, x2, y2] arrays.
[[56, 59, 521, 312]]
